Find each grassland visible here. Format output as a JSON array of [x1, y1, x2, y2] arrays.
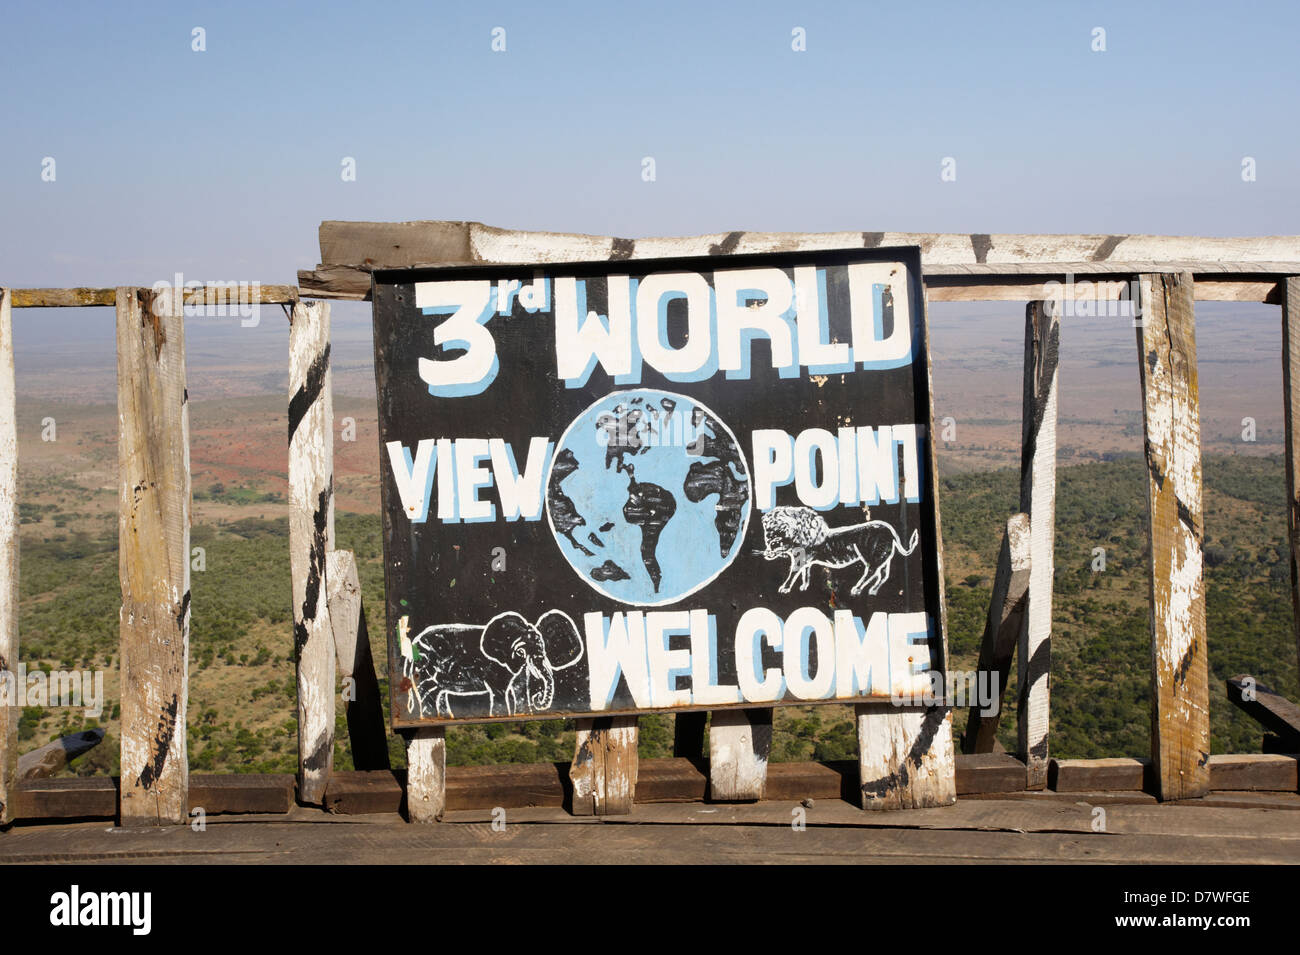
[[15, 445, 1296, 776]]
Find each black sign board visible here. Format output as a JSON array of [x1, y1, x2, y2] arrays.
[[371, 247, 944, 726]]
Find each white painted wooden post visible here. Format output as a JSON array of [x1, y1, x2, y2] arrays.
[[856, 279, 956, 811], [1282, 277, 1300, 679], [117, 287, 190, 826], [709, 709, 770, 801], [1018, 299, 1058, 789], [571, 716, 638, 815], [1136, 272, 1210, 801], [0, 289, 17, 827], [289, 300, 337, 804], [854, 282, 956, 811], [406, 727, 445, 823], [857, 705, 957, 810]]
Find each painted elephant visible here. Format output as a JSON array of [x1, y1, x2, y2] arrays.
[[401, 610, 584, 718]]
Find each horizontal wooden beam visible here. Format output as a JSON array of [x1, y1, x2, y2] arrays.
[[925, 275, 1284, 304], [8, 285, 299, 308], [1207, 754, 1298, 792], [297, 227, 1300, 304], [1051, 757, 1153, 792], [955, 752, 1030, 794], [321, 755, 1028, 814], [299, 266, 1289, 305], [322, 221, 1300, 269], [11, 751, 1294, 822], [14, 773, 297, 820], [189, 773, 296, 814], [298, 220, 1300, 302], [1226, 674, 1300, 747], [14, 776, 119, 819]]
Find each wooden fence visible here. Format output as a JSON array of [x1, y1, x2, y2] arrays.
[[2, 225, 1300, 826]]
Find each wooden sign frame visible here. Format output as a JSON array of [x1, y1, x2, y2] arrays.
[[370, 246, 946, 728]]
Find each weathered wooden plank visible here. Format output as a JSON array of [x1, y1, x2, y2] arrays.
[[187, 774, 296, 814], [10, 285, 298, 308], [955, 753, 1028, 794], [116, 286, 191, 827], [1170, 791, 1300, 811], [325, 550, 389, 770], [10, 804, 1300, 865], [273, 756, 1033, 816], [319, 219, 474, 269], [927, 279, 1284, 304], [855, 706, 957, 810], [1225, 674, 1300, 747], [14, 777, 118, 819], [1018, 301, 1058, 789], [1050, 757, 1152, 792], [963, 513, 1030, 754], [295, 266, 374, 301], [708, 709, 771, 802], [763, 762, 848, 801], [301, 267, 1286, 304], [288, 300, 337, 805], [857, 284, 958, 811], [16, 748, 1251, 823], [637, 758, 709, 803], [1136, 272, 1210, 801], [11, 287, 116, 307], [302, 221, 1300, 300], [0, 288, 16, 826], [324, 770, 404, 815], [924, 262, 1299, 277], [14, 775, 293, 820], [1207, 754, 1298, 792], [1284, 278, 1300, 679], [570, 716, 638, 815], [180, 284, 297, 307], [406, 727, 446, 822], [321, 221, 1300, 268], [17, 730, 104, 781]]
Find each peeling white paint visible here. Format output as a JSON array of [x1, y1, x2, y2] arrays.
[[288, 301, 337, 804]]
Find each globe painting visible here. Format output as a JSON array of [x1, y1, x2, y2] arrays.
[[546, 389, 752, 606]]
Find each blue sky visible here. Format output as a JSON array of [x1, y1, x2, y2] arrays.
[[2, 0, 1297, 293]]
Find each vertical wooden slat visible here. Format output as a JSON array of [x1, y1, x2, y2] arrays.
[[405, 727, 445, 822], [326, 550, 389, 770], [855, 279, 956, 811], [1282, 277, 1300, 680], [708, 708, 771, 801], [117, 287, 190, 826], [856, 705, 957, 810], [0, 289, 17, 827], [1018, 299, 1059, 789], [1137, 272, 1210, 801], [963, 512, 1031, 754], [289, 300, 337, 804], [570, 716, 638, 815]]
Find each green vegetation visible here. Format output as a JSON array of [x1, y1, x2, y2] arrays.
[[194, 482, 285, 505], [939, 453, 1298, 756], [14, 454, 1299, 775]]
